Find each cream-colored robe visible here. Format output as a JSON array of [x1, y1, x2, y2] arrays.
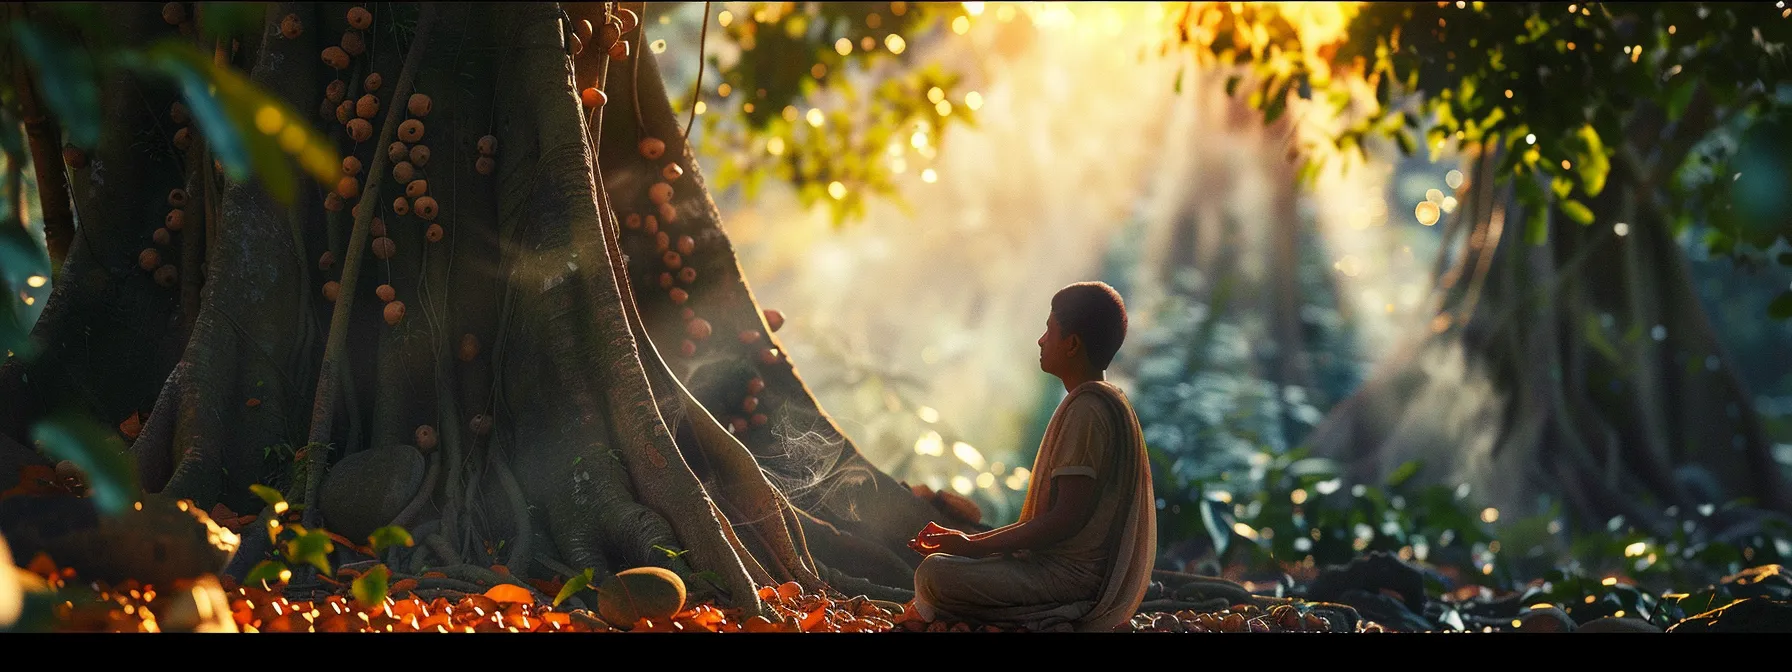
[[912, 381, 1156, 632]]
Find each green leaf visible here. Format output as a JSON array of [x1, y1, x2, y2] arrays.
[[351, 564, 390, 608], [368, 526, 415, 554], [10, 22, 101, 147], [1575, 125, 1610, 197], [1386, 461, 1422, 488], [283, 525, 335, 574], [652, 545, 691, 561], [554, 568, 596, 607], [1560, 199, 1594, 225], [1769, 291, 1792, 320], [249, 484, 285, 508], [30, 413, 138, 516], [244, 560, 289, 587]]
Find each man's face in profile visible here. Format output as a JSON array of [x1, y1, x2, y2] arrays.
[[1038, 312, 1073, 375]]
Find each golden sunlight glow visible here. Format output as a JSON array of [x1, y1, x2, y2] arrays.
[[718, 10, 732, 27], [920, 168, 937, 183], [1446, 169, 1465, 189], [914, 430, 945, 456], [1481, 507, 1500, 523], [935, 100, 953, 116], [828, 181, 847, 200], [917, 406, 940, 423], [977, 472, 997, 488], [964, 2, 985, 17], [836, 38, 853, 55], [694, 101, 707, 115], [766, 136, 785, 156], [952, 15, 971, 34], [951, 475, 974, 494], [1415, 201, 1440, 226], [885, 34, 907, 55], [806, 108, 825, 127], [928, 87, 946, 104], [254, 105, 284, 135], [26, 275, 46, 288], [965, 91, 983, 110], [1624, 542, 1647, 557], [953, 441, 986, 469]]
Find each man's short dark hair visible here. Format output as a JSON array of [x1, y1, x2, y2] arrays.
[[1051, 281, 1127, 370]]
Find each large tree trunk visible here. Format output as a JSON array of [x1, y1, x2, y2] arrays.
[[1304, 138, 1792, 535], [1, 1, 954, 608]]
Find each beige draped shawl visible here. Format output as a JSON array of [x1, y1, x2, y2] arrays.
[[913, 381, 1156, 632]]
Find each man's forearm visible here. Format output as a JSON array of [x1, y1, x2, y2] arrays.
[[971, 515, 1072, 556]]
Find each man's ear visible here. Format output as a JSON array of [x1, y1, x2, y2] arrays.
[[1066, 333, 1083, 357]]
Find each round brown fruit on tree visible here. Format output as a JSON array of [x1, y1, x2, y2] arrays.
[[347, 118, 373, 142], [155, 265, 179, 288], [617, 8, 640, 33], [658, 272, 673, 289], [680, 308, 695, 320], [639, 137, 666, 161], [364, 72, 383, 92], [758, 348, 781, 365], [139, 248, 161, 271], [407, 93, 432, 117], [426, 223, 444, 242], [376, 284, 396, 302], [391, 196, 410, 215], [341, 30, 366, 56], [662, 163, 684, 182], [676, 235, 694, 255], [608, 39, 630, 61], [738, 330, 761, 344], [661, 250, 681, 270], [63, 146, 87, 170], [398, 119, 424, 143], [168, 188, 188, 207], [323, 281, 341, 302], [680, 340, 696, 357], [458, 334, 480, 362], [355, 93, 378, 119], [347, 6, 372, 29], [415, 425, 438, 453], [336, 176, 361, 199], [165, 209, 185, 231], [657, 202, 677, 224], [162, 2, 186, 25], [413, 196, 438, 220], [746, 377, 765, 395], [741, 396, 759, 413], [469, 414, 493, 436], [643, 215, 658, 235], [687, 318, 712, 340], [477, 135, 497, 156], [152, 228, 171, 246], [624, 213, 641, 230], [405, 179, 427, 199], [321, 46, 350, 70], [577, 19, 595, 42], [764, 309, 785, 332], [581, 88, 606, 108], [729, 417, 748, 434], [654, 232, 669, 253], [325, 80, 347, 105], [336, 100, 353, 125], [324, 192, 345, 211], [677, 267, 697, 284], [371, 236, 396, 260], [383, 300, 406, 326], [173, 127, 192, 151], [170, 101, 191, 125], [751, 413, 768, 427], [280, 14, 302, 39], [387, 142, 408, 165], [475, 156, 494, 175], [318, 250, 335, 270], [669, 288, 688, 305], [392, 161, 415, 184], [342, 155, 362, 176], [598, 23, 622, 51], [408, 145, 430, 167], [370, 218, 386, 238]]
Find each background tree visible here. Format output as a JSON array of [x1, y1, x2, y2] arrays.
[[1184, 1, 1792, 538]]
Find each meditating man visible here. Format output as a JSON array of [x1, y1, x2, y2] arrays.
[[908, 281, 1156, 632]]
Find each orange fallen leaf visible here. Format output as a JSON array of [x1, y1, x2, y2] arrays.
[[245, 398, 260, 407], [26, 552, 57, 578], [119, 412, 143, 440], [422, 571, 447, 579], [390, 578, 419, 594], [483, 583, 534, 605], [490, 564, 511, 576]]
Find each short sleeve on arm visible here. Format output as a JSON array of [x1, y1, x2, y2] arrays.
[[1049, 397, 1113, 481]]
